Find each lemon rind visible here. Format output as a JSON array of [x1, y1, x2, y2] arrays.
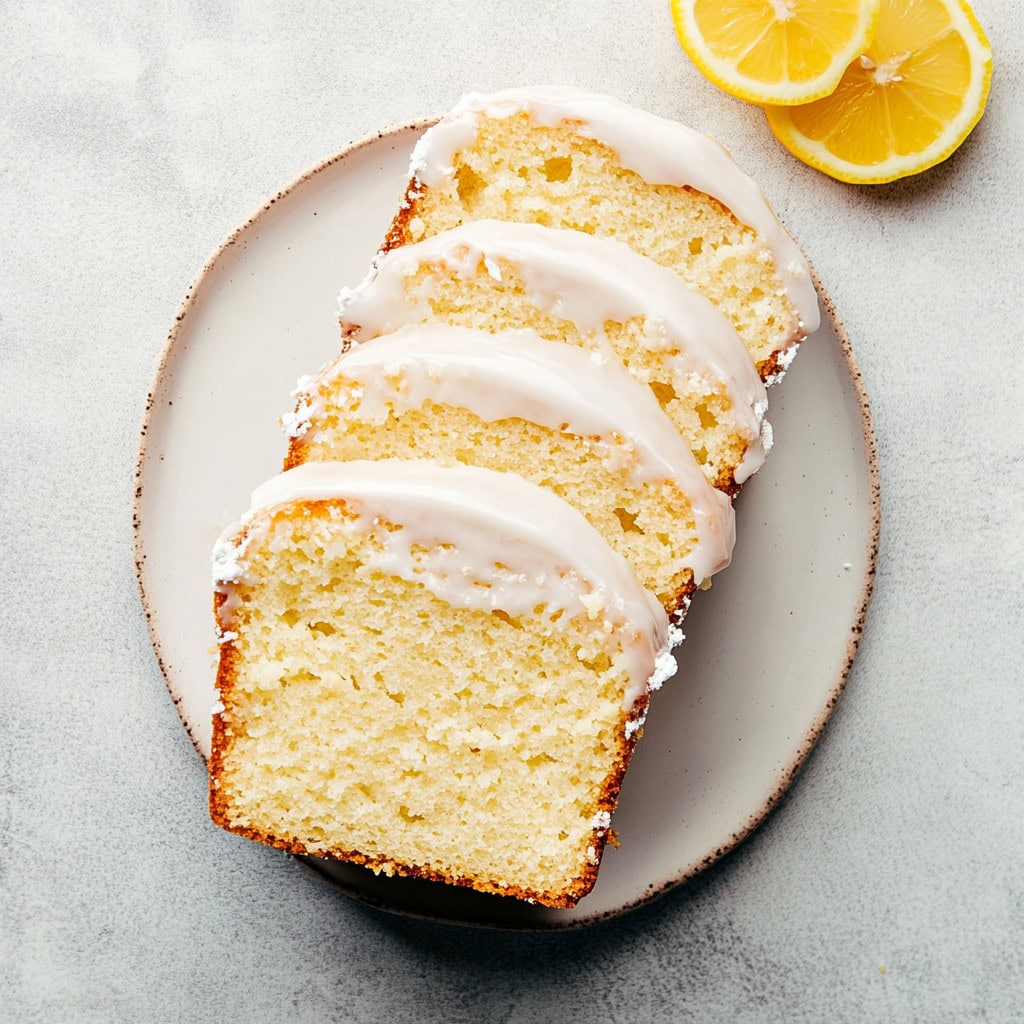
[[671, 0, 883, 106], [764, 0, 992, 185]]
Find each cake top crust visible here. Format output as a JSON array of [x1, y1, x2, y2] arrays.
[[407, 87, 819, 336], [213, 459, 676, 706]]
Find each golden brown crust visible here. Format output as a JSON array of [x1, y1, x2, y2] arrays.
[[756, 339, 802, 385], [211, 698, 646, 908], [207, 809, 596, 908], [717, 468, 741, 499], [208, 589, 238, 829], [380, 179, 427, 254], [282, 437, 305, 471], [665, 575, 695, 620]]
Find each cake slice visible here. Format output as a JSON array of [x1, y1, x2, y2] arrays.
[[283, 324, 735, 615], [384, 87, 820, 381], [210, 460, 678, 908], [338, 220, 770, 494]]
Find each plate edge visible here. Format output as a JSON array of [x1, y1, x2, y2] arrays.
[[131, 134, 882, 930]]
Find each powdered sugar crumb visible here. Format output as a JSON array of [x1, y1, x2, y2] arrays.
[[764, 343, 801, 386], [648, 623, 684, 691], [212, 536, 247, 585], [408, 133, 431, 180], [281, 398, 313, 439], [625, 711, 647, 738], [336, 285, 357, 311]]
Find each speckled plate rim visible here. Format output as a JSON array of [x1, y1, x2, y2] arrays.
[[133, 118, 880, 932]]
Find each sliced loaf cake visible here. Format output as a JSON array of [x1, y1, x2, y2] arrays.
[[210, 460, 679, 908]]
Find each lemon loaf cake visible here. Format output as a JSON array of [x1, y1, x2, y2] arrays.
[[283, 324, 734, 615], [210, 459, 680, 908], [384, 87, 820, 381], [338, 220, 770, 494]]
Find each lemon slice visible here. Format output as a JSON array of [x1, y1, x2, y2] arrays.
[[765, 0, 993, 183], [671, 0, 882, 105]]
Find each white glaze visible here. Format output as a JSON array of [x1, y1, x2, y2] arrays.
[[408, 86, 819, 336], [297, 324, 734, 583], [213, 460, 672, 707], [338, 219, 771, 483]]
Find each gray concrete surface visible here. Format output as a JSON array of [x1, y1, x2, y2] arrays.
[[2, 1, 1022, 1020]]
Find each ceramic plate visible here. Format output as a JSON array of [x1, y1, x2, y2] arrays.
[[134, 119, 879, 930]]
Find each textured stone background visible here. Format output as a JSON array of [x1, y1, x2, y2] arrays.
[[2, 1, 1022, 1021]]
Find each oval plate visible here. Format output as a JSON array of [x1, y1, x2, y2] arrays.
[[134, 119, 879, 929]]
